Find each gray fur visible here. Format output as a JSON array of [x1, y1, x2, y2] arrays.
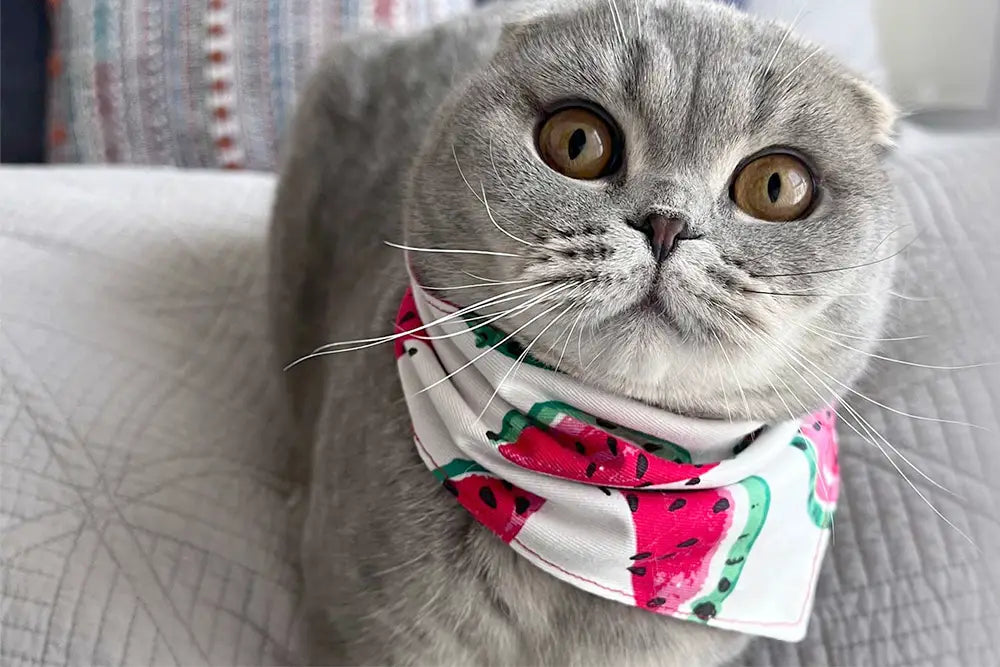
[[269, 0, 898, 664]]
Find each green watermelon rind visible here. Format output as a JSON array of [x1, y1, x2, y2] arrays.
[[431, 458, 489, 482], [462, 313, 552, 370], [686, 475, 771, 624], [490, 401, 692, 463], [791, 434, 835, 529]]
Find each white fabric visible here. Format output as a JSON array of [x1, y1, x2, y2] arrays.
[[398, 282, 838, 641]]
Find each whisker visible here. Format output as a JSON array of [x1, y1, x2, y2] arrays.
[[476, 301, 578, 421], [807, 323, 927, 343], [451, 142, 486, 205], [765, 1, 809, 73], [289, 282, 553, 366], [407, 284, 572, 345], [726, 313, 962, 496], [724, 320, 795, 421], [712, 330, 751, 418], [556, 307, 588, 374], [489, 136, 548, 224], [419, 278, 532, 291], [798, 321, 993, 371], [783, 332, 990, 432], [415, 281, 592, 395], [751, 233, 920, 279], [871, 223, 913, 254], [607, 0, 628, 49], [734, 321, 975, 547], [480, 183, 537, 248], [774, 44, 824, 89], [463, 270, 506, 283], [384, 240, 526, 259]]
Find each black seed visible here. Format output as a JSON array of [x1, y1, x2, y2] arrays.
[[668, 498, 687, 512], [585, 462, 597, 478], [718, 578, 731, 593], [442, 479, 459, 496], [479, 486, 497, 509], [627, 566, 647, 576], [694, 464, 705, 469], [792, 440, 807, 450], [486, 431, 500, 441], [827, 410, 833, 418], [598, 486, 611, 496], [400, 311, 417, 323], [642, 443, 661, 452], [813, 421, 822, 431], [685, 477, 701, 486], [693, 601, 717, 620], [626, 494, 639, 512], [514, 496, 531, 515], [574, 441, 586, 455], [407, 347, 417, 356], [726, 557, 745, 566], [501, 480, 513, 491], [630, 551, 653, 561], [646, 597, 666, 608], [636, 454, 649, 479], [636, 481, 653, 488], [607, 437, 618, 455], [677, 538, 698, 548], [568, 128, 587, 160], [767, 173, 782, 203], [596, 417, 617, 429], [712, 498, 730, 513]]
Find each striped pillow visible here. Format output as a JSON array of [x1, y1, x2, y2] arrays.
[[46, 0, 474, 170]]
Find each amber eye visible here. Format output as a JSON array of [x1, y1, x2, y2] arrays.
[[537, 106, 620, 180], [731, 151, 816, 222]]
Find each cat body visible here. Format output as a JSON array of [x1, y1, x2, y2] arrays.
[[269, 1, 897, 664]]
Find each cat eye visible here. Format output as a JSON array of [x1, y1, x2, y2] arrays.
[[731, 151, 816, 222], [537, 106, 621, 180]]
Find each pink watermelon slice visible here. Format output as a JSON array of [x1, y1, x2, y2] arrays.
[[431, 458, 544, 543], [624, 476, 770, 620], [491, 401, 713, 489], [792, 408, 839, 528]]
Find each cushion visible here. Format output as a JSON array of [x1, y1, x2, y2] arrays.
[[46, 0, 474, 169]]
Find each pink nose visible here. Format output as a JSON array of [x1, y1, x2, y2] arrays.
[[637, 214, 687, 264]]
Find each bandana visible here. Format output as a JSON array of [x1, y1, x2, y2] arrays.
[[394, 282, 838, 642]]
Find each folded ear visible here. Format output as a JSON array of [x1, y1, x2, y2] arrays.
[[850, 78, 900, 148]]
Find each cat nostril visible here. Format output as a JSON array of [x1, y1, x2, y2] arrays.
[[632, 214, 687, 264]]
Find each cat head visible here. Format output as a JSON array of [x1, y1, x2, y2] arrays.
[[404, 0, 899, 420]]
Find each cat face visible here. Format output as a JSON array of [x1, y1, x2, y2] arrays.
[[405, 0, 899, 420]]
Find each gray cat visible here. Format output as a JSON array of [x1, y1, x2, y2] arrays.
[[269, 0, 898, 664]]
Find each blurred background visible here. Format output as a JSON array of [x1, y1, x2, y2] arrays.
[[3, 0, 998, 165]]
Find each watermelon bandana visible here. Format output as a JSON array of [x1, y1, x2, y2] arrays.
[[394, 282, 839, 642]]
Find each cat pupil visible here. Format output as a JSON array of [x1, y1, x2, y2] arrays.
[[767, 173, 782, 203], [568, 128, 587, 160]]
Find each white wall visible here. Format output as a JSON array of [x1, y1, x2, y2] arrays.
[[873, 0, 999, 112]]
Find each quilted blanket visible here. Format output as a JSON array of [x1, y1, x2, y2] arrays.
[[2, 129, 999, 666]]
